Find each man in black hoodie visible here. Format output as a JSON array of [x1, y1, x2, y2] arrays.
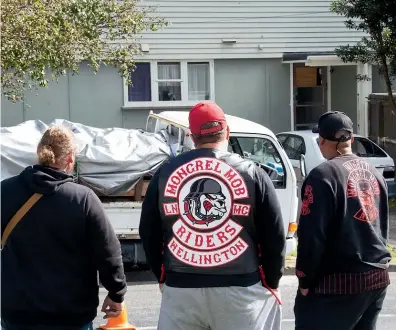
[[1, 126, 127, 330], [294, 111, 391, 330], [140, 102, 285, 330]]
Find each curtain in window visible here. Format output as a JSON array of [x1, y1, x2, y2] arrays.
[[188, 63, 210, 101], [158, 63, 181, 80], [158, 63, 181, 101]]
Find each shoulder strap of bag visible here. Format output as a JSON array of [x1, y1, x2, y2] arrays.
[[1, 193, 43, 249]]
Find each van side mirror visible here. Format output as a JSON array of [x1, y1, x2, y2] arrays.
[[300, 154, 307, 178]]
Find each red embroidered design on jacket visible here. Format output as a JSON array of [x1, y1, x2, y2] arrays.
[[343, 159, 380, 223], [300, 185, 313, 216]]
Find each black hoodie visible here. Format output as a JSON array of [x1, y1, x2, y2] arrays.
[[1, 165, 127, 327], [296, 155, 391, 294]]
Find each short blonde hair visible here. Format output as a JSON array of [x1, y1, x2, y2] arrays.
[[37, 126, 76, 167]]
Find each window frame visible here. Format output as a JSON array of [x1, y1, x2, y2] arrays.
[[123, 59, 215, 108]]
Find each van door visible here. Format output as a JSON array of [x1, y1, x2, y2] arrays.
[[228, 133, 298, 237]]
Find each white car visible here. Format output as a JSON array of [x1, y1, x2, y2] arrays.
[[276, 130, 396, 197]]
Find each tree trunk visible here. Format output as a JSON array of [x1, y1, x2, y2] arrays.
[[380, 56, 396, 114]]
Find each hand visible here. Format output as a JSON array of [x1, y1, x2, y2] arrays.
[[159, 283, 164, 293], [101, 295, 123, 319], [299, 288, 309, 296]]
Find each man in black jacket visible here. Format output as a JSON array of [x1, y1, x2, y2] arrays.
[[294, 111, 392, 330], [140, 102, 286, 330], [1, 126, 127, 330]]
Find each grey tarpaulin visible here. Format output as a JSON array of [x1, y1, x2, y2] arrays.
[[1, 119, 171, 195]]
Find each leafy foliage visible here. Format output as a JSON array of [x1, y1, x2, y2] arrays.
[[1, 0, 167, 102], [331, 0, 396, 111]]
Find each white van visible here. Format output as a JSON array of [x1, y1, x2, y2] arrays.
[[104, 111, 298, 263]]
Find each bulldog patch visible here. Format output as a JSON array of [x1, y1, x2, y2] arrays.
[[163, 157, 251, 267]]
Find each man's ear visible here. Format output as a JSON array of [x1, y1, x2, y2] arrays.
[[226, 125, 230, 140], [67, 153, 74, 165], [351, 136, 355, 143], [319, 137, 326, 146]]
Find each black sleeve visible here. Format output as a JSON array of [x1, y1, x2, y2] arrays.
[[85, 190, 127, 303], [254, 167, 286, 289], [296, 170, 334, 289], [139, 170, 163, 282]]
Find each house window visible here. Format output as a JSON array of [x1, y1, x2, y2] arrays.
[[188, 62, 210, 101], [124, 60, 214, 107], [128, 63, 152, 102], [158, 62, 182, 101]]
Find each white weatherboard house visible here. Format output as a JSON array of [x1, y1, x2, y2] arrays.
[[1, 0, 393, 134]]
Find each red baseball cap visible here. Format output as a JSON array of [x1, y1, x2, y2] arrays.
[[188, 102, 227, 136]]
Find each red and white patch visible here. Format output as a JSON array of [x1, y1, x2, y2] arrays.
[[164, 158, 249, 200], [232, 203, 251, 217], [172, 219, 243, 251], [168, 236, 249, 268], [343, 159, 380, 223], [163, 203, 179, 216], [179, 175, 232, 229], [162, 157, 252, 268]]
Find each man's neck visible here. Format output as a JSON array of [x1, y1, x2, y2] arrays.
[[337, 147, 353, 155], [328, 148, 353, 159], [48, 164, 69, 173], [197, 141, 228, 150]]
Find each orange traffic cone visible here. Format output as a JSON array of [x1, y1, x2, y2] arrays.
[[99, 302, 136, 330]]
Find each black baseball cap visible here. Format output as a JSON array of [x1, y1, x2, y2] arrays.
[[312, 111, 354, 141]]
